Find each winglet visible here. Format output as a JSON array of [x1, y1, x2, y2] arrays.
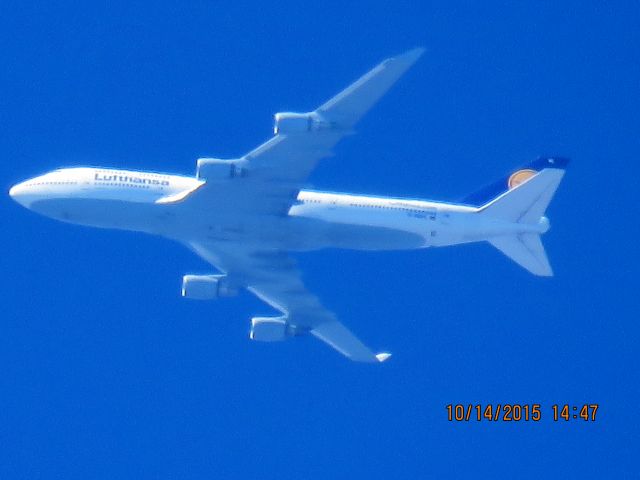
[[375, 352, 392, 363]]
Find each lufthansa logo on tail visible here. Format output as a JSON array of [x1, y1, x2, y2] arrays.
[[508, 169, 536, 189]]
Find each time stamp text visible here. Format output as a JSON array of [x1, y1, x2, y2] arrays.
[[446, 404, 599, 422]]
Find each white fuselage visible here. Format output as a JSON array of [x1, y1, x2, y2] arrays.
[[9, 167, 546, 251]]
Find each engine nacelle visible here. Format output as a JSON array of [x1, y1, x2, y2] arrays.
[[273, 112, 336, 135], [181, 274, 238, 300], [196, 158, 246, 180], [249, 316, 291, 342]]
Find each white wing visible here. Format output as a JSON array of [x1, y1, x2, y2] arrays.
[[188, 241, 390, 362], [242, 47, 426, 197], [171, 48, 425, 215], [175, 49, 424, 361]]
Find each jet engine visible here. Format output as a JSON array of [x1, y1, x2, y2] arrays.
[[273, 112, 336, 135], [181, 274, 238, 300], [249, 316, 291, 342], [196, 158, 246, 180]]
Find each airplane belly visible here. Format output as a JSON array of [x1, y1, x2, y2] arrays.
[[322, 222, 425, 250], [28, 198, 163, 233], [287, 208, 425, 251]]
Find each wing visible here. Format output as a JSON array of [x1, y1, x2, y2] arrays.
[[242, 47, 425, 197], [188, 241, 390, 363], [166, 48, 425, 215], [171, 49, 426, 361]]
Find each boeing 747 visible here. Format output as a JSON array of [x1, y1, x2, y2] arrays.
[[9, 48, 568, 362]]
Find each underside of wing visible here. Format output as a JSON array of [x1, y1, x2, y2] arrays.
[[187, 241, 390, 363]]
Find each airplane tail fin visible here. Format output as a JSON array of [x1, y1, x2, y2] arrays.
[[470, 157, 569, 276]]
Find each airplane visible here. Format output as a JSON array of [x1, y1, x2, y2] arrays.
[[9, 48, 568, 363]]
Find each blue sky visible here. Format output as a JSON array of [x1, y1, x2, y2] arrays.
[[1, 1, 638, 478]]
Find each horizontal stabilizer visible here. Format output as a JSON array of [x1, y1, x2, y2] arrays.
[[488, 234, 553, 276]]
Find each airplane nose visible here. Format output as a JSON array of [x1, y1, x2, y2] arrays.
[[9, 182, 30, 207], [9, 183, 22, 199]]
